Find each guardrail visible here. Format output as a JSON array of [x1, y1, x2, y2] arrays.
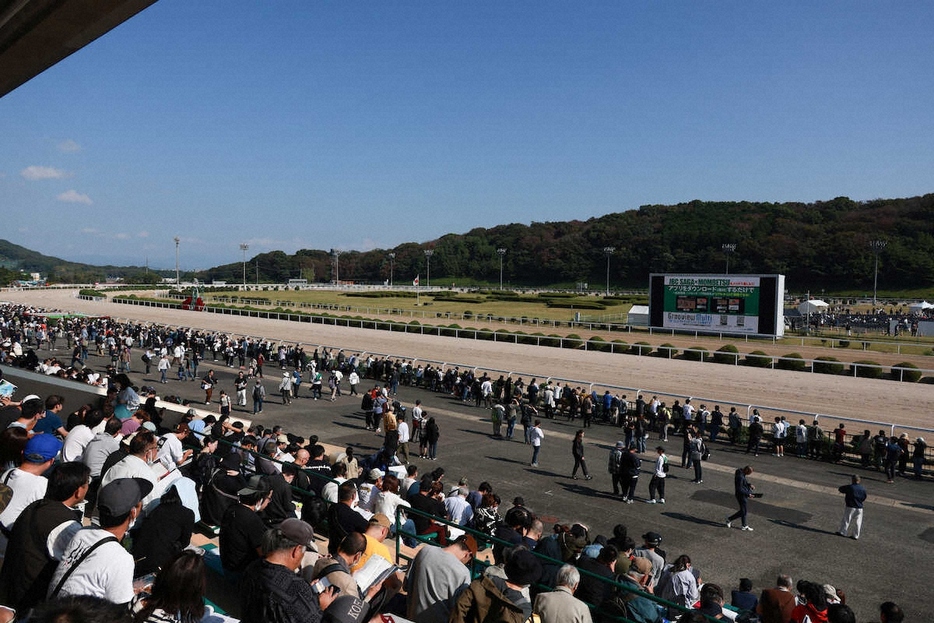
[[58, 294, 933, 443], [99, 295, 934, 385]]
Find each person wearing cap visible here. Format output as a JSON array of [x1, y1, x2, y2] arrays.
[[406, 533, 477, 623], [219, 474, 273, 579], [0, 434, 62, 541], [278, 371, 293, 405], [157, 422, 194, 468], [632, 531, 666, 589], [350, 513, 394, 573], [602, 557, 659, 623], [532, 564, 593, 623], [836, 474, 867, 540], [0, 461, 89, 611], [241, 518, 335, 623], [451, 546, 540, 623], [47, 477, 153, 604]]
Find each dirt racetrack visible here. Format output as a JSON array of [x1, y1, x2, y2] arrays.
[[4, 288, 932, 431]]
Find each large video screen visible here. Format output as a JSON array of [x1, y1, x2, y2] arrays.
[[649, 274, 785, 337]]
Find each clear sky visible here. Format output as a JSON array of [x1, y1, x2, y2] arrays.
[[2, 1, 933, 269]]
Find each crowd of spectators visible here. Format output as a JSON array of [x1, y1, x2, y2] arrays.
[[0, 302, 920, 622]]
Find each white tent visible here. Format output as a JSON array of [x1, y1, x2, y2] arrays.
[[798, 299, 829, 315], [908, 301, 934, 313]]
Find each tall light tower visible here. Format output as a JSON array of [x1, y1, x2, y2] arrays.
[[603, 246, 615, 296], [388, 252, 396, 287], [331, 249, 341, 285], [239, 243, 249, 286], [174, 236, 180, 289], [722, 243, 737, 275], [870, 239, 887, 306], [497, 248, 507, 290], [424, 249, 434, 289]]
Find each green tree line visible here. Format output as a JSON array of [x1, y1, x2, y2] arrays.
[[202, 195, 934, 291]]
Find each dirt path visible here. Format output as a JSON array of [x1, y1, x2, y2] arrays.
[[5, 289, 932, 430]]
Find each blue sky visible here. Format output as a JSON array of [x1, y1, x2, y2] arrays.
[[2, 1, 933, 269]]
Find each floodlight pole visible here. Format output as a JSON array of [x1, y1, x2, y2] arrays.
[[603, 247, 615, 296], [722, 243, 737, 275], [497, 248, 507, 290], [424, 249, 434, 289], [388, 252, 396, 287], [870, 239, 886, 307], [239, 243, 249, 287], [174, 236, 180, 289], [331, 249, 341, 285]]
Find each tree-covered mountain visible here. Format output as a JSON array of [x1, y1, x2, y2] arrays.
[[0, 239, 162, 284], [5, 194, 933, 290], [201, 195, 934, 291]]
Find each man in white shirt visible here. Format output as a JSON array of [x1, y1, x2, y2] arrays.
[[101, 430, 160, 513], [48, 477, 152, 604], [157, 422, 193, 468], [61, 410, 105, 463], [396, 413, 411, 465]]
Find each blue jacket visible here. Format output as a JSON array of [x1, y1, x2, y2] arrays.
[[838, 483, 867, 508]]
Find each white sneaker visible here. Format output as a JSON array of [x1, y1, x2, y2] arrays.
[[741, 525, 754, 531], [659, 498, 666, 504], [646, 499, 657, 504], [725, 518, 732, 528]]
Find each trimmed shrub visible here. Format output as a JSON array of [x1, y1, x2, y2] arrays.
[[683, 347, 709, 362], [516, 331, 537, 346], [837, 340, 850, 348], [744, 350, 772, 368], [891, 362, 922, 382], [713, 344, 740, 364], [476, 329, 495, 341], [852, 360, 884, 379], [563, 334, 584, 349], [587, 336, 611, 352], [631, 341, 653, 356], [610, 340, 629, 354], [657, 343, 678, 358], [813, 356, 844, 375], [542, 334, 563, 348], [776, 353, 807, 372]]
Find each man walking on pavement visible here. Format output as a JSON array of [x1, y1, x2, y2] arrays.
[[836, 474, 867, 540], [726, 465, 756, 531]]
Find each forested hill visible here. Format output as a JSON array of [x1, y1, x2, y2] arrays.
[[203, 194, 934, 291]]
